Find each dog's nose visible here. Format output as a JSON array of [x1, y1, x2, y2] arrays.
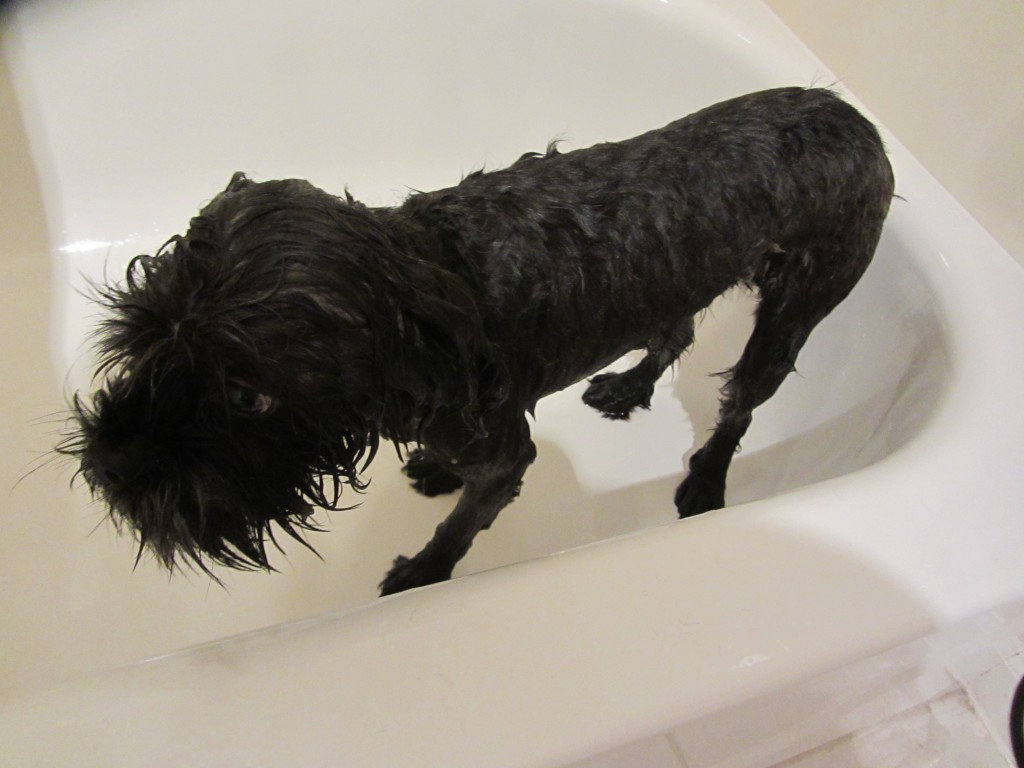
[[85, 444, 149, 488]]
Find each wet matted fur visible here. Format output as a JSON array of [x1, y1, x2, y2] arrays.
[[62, 87, 894, 594]]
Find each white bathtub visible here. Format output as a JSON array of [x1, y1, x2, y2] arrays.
[[2, 0, 1023, 765]]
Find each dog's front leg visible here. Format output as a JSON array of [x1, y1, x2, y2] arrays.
[[379, 419, 536, 596]]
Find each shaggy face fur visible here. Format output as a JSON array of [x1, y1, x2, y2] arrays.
[[63, 87, 894, 593]]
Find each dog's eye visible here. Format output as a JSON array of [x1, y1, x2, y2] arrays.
[[225, 382, 274, 416]]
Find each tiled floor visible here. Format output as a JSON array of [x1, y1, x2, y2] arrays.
[[566, 603, 1024, 768], [774, 690, 1005, 767]]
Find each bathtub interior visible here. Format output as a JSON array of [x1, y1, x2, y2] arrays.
[[1, 0, 951, 691]]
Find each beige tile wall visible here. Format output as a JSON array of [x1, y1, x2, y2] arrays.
[[765, 0, 1024, 265]]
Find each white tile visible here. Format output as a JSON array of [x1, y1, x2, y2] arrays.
[[563, 735, 684, 768], [670, 642, 957, 768], [774, 690, 1008, 768]]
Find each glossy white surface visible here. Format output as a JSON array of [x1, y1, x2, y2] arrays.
[[2, 0, 1023, 766]]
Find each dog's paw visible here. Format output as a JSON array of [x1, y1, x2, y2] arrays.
[[379, 554, 454, 596], [402, 449, 464, 496], [582, 371, 654, 420], [674, 475, 725, 519]]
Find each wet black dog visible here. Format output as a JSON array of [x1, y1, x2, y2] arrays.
[[64, 88, 894, 595]]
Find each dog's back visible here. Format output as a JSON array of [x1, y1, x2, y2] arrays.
[[402, 87, 893, 402]]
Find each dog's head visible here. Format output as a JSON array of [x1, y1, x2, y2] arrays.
[[63, 173, 501, 575]]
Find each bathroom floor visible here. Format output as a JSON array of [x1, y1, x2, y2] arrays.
[[773, 691, 1004, 767], [567, 602, 1024, 767]]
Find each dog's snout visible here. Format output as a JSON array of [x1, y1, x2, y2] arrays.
[[85, 443, 149, 488]]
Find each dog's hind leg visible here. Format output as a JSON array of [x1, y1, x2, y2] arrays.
[[402, 448, 465, 496], [675, 240, 874, 518], [583, 316, 695, 420], [380, 416, 537, 595]]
